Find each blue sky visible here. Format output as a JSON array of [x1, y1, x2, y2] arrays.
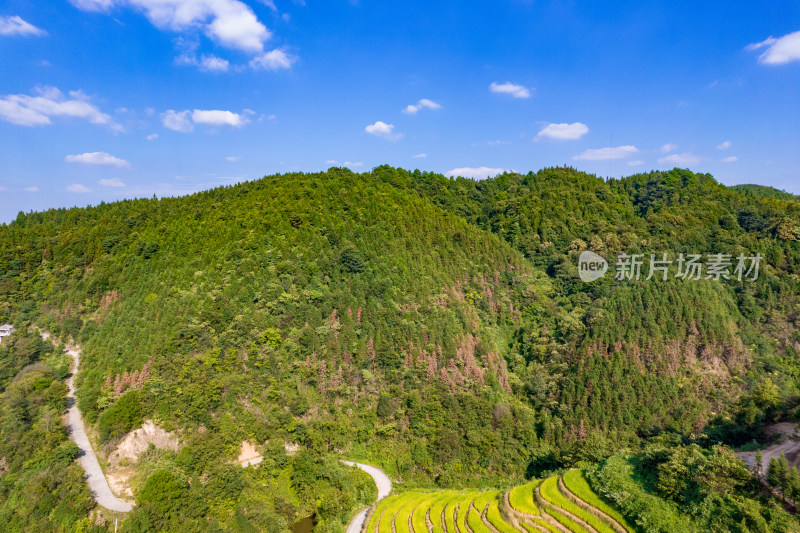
[[1, 1, 799, 223]]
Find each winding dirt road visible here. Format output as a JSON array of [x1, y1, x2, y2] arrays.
[[45, 329, 391, 520], [38, 328, 136, 513], [342, 461, 392, 533], [738, 422, 800, 475], [65, 346, 133, 512]]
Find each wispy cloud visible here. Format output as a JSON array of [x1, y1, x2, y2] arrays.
[[325, 159, 363, 168], [249, 48, 295, 70], [69, 0, 299, 73], [162, 108, 250, 131], [626, 160, 645, 167], [177, 51, 230, 72], [412, 153, 427, 159], [747, 30, 800, 65], [24, 186, 39, 192], [192, 109, 249, 127], [489, 82, 531, 99], [445, 167, 505, 179], [661, 143, 678, 153], [658, 152, 703, 166], [66, 183, 91, 193], [146, 133, 158, 141], [0, 15, 46, 36], [402, 98, 441, 115], [574, 145, 639, 161], [66, 151, 131, 168], [365, 121, 402, 141], [472, 140, 510, 148], [536, 122, 588, 141], [721, 156, 738, 163], [225, 156, 240, 162], [68, 0, 113, 10], [99, 178, 126, 187], [717, 141, 731, 150], [0, 86, 122, 130], [162, 109, 193, 132], [70, 0, 271, 53]]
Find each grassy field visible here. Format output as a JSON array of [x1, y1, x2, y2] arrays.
[[363, 469, 635, 533]]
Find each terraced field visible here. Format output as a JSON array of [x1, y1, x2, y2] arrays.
[[364, 469, 635, 533]]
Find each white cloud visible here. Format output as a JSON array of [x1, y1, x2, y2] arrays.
[[626, 160, 645, 167], [99, 178, 126, 187], [70, 2, 299, 70], [747, 30, 800, 65], [177, 50, 230, 72], [199, 55, 229, 72], [365, 121, 402, 141], [0, 15, 46, 36], [412, 153, 427, 159], [660, 143, 678, 153], [249, 48, 295, 70], [146, 133, 158, 141], [24, 186, 39, 192], [225, 156, 240, 162], [402, 98, 441, 115], [489, 82, 531, 99], [0, 86, 121, 130], [66, 151, 131, 168], [66, 183, 91, 193], [69, 0, 113, 11], [717, 141, 731, 150], [721, 156, 738, 163], [574, 145, 639, 161], [71, 0, 271, 53], [192, 109, 249, 127], [536, 122, 588, 141], [325, 160, 363, 168], [657, 152, 703, 166], [161, 109, 193, 132], [445, 167, 505, 179]]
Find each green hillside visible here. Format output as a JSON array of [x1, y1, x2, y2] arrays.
[[1, 166, 800, 531], [731, 184, 799, 202]]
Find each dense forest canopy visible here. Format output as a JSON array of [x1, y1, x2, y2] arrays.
[[1, 166, 799, 531]]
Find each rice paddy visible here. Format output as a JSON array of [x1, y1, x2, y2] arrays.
[[364, 469, 635, 533]]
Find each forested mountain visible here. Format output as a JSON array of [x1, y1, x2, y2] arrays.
[[731, 184, 799, 202], [1, 166, 799, 531]]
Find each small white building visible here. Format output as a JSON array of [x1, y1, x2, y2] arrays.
[[0, 324, 14, 343]]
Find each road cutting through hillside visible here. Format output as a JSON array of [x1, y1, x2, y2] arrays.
[[738, 422, 800, 476], [341, 461, 392, 533], [44, 329, 391, 520], [39, 330, 133, 513], [65, 346, 134, 512]]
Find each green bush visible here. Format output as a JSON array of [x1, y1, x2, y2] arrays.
[[98, 390, 142, 442]]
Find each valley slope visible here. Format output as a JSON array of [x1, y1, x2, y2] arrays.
[[1, 166, 799, 531]]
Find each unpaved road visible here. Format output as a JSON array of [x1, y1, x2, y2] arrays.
[[738, 422, 800, 474], [341, 461, 392, 533], [48, 329, 391, 520], [64, 345, 133, 512]]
